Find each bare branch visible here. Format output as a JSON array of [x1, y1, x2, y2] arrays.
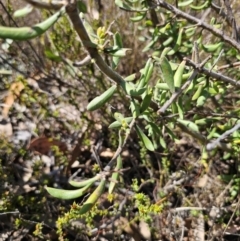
[[206, 122, 240, 151], [217, 61, 240, 71]]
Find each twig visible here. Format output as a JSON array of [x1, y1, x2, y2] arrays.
[[147, 0, 159, 27], [158, 44, 212, 116], [176, 122, 207, 145], [192, 41, 200, 64], [217, 61, 240, 71], [223, 0, 239, 42], [171, 207, 206, 212], [221, 197, 240, 238], [73, 55, 91, 67], [210, 49, 224, 71], [206, 122, 240, 151], [163, 177, 187, 193], [185, 58, 240, 88], [0, 210, 20, 215], [179, 220, 185, 241], [104, 118, 136, 172], [158, 69, 198, 114], [156, 0, 240, 52], [65, 3, 125, 86], [92, 145, 103, 170], [171, 205, 237, 213], [68, 168, 82, 180], [65, 1, 158, 111], [211, 2, 230, 25]]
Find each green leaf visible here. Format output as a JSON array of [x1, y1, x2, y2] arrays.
[[173, 60, 186, 88], [13, 5, 33, 18], [45, 182, 92, 200], [159, 135, 167, 149], [136, 125, 155, 151], [156, 83, 170, 90], [130, 99, 140, 118], [178, 0, 194, 7], [77, 0, 87, 13], [176, 98, 184, 119], [177, 119, 199, 132], [147, 122, 161, 135], [87, 85, 117, 111], [159, 57, 175, 93], [121, 81, 147, 96], [196, 89, 209, 107], [112, 55, 120, 69], [44, 49, 62, 62], [130, 12, 147, 22], [108, 48, 131, 57], [78, 179, 106, 215], [165, 125, 178, 140], [111, 32, 124, 69], [115, 0, 131, 10], [109, 117, 133, 128], [142, 38, 158, 52], [114, 32, 123, 48], [69, 175, 101, 188], [108, 155, 122, 194]]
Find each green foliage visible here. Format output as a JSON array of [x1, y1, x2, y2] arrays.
[[0, 0, 240, 239], [0, 7, 65, 40]]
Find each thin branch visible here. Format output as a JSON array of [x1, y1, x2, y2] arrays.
[[157, 44, 211, 115], [158, 69, 198, 114], [206, 122, 240, 151], [171, 205, 237, 213], [185, 58, 240, 88], [223, 0, 239, 42], [73, 55, 91, 67], [65, 3, 125, 86], [210, 49, 224, 71], [156, 0, 240, 52], [147, 0, 159, 27], [104, 118, 136, 172], [211, 2, 230, 25], [194, 211, 205, 241], [171, 207, 206, 212], [221, 197, 240, 238], [0, 210, 20, 215], [217, 61, 240, 71], [176, 122, 207, 145], [60, 2, 159, 111], [91, 145, 103, 170]]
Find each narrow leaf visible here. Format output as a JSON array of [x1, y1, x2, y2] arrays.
[[177, 119, 199, 132], [136, 125, 155, 151], [13, 5, 33, 18], [45, 182, 92, 200], [159, 57, 175, 93], [69, 175, 101, 188]]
